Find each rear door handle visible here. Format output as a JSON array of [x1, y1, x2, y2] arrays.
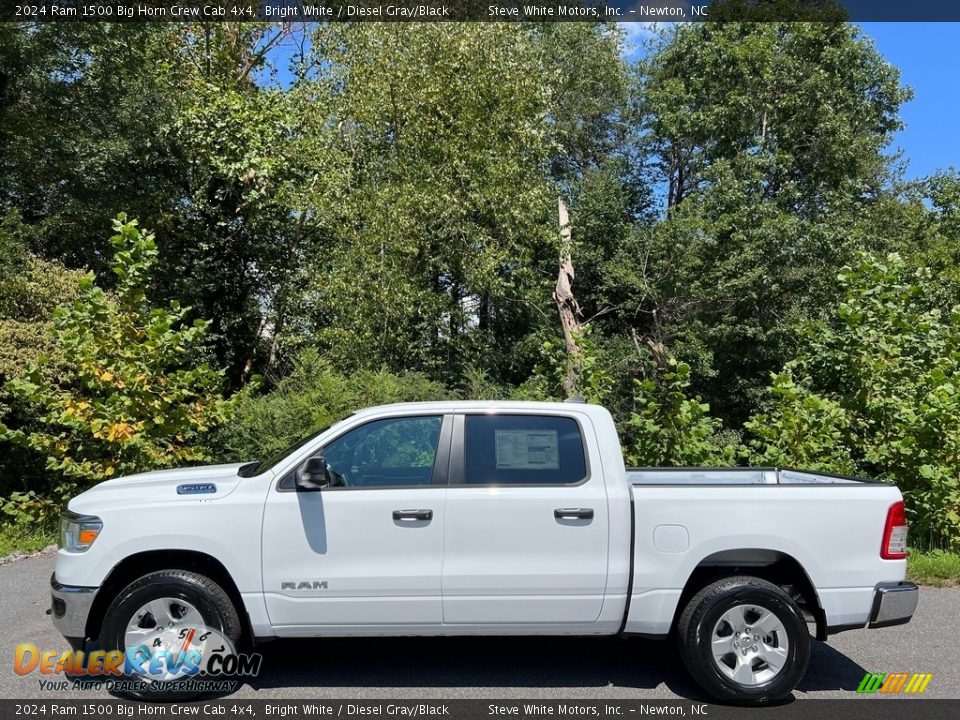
[[393, 509, 433, 521], [554, 507, 594, 520]]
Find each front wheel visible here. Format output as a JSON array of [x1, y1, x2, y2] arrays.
[[99, 569, 242, 701], [676, 575, 810, 705]]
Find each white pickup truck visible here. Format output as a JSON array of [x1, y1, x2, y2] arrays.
[[51, 400, 918, 703]]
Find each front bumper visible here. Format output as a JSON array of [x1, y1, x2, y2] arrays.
[[868, 581, 919, 629], [50, 573, 98, 645]]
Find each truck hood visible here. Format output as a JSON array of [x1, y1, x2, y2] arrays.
[[68, 463, 249, 514]]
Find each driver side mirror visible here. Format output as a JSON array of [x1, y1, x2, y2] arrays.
[[295, 456, 329, 491]]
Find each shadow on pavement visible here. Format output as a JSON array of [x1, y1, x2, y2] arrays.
[[241, 634, 866, 700], [243, 635, 695, 693], [798, 638, 868, 693]]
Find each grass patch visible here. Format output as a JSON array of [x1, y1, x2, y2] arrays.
[[907, 548, 960, 587], [0, 524, 56, 559]]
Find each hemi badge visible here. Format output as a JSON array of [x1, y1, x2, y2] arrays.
[[177, 483, 217, 495]]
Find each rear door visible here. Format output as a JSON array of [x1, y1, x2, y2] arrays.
[[441, 412, 609, 625], [262, 414, 451, 631]]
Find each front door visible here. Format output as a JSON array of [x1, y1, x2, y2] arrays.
[[262, 414, 450, 632], [441, 413, 609, 625]]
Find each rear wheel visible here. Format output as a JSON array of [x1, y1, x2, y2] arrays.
[[676, 576, 810, 705], [99, 569, 242, 701]]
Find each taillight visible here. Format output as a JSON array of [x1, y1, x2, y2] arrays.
[[881, 501, 908, 559]]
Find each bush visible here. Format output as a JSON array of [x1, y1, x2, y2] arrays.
[[744, 253, 960, 547], [212, 348, 455, 462], [0, 211, 87, 500], [0, 490, 62, 535], [623, 359, 735, 467], [742, 372, 857, 474], [0, 215, 235, 500]]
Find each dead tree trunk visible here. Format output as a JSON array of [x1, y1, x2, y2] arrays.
[[552, 195, 583, 397]]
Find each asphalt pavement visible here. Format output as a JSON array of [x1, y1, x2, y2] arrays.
[[2, 553, 958, 700]]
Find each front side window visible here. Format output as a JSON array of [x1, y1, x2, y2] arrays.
[[318, 415, 443, 488], [463, 415, 587, 485]]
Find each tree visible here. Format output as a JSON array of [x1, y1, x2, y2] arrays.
[[0, 24, 183, 270], [1, 216, 234, 488], [0, 24, 307, 388], [0, 211, 84, 391], [553, 196, 583, 397], [623, 22, 910, 423], [298, 23, 558, 384]]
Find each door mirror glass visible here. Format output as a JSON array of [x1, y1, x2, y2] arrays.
[[296, 456, 329, 491]]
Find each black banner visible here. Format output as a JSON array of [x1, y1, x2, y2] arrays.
[[2, 1, 960, 23], [2, 700, 960, 720]]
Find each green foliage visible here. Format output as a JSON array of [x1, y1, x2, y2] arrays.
[[624, 359, 734, 467], [0, 215, 234, 486], [540, 326, 615, 404], [459, 366, 508, 402], [213, 348, 454, 462], [300, 23, 562, 383], [0, 211, 87, 500], [0, 25, 184, 269], [160, 68, 306, 385], [745, 253, 960, 546], [0, 490, 63, 534], [619, 22, 910, 423], [0, 25, 316, 387], [0, 212, 84, 389], [742, 372, 856, 473]]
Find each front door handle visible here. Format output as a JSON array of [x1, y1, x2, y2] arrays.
[[393, 509, 433, 521], [554, 507, 594, 520]]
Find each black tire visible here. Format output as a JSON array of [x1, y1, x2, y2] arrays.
[[676, 575, 810, 705], [99, 569, 242, 701]]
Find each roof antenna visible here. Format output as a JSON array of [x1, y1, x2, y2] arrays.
[[564, 395, 586, 404]]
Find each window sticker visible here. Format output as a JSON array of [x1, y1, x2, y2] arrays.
[[495, 429, 559, 470]]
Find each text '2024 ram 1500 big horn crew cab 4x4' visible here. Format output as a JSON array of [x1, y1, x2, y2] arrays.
[[51, 401, 919, 703]]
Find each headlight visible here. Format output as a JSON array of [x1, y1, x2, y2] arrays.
[[60, 511, 102, 553]]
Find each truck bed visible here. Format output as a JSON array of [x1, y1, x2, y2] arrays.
[[627, 467, 873, 485], [623, 466, 902, 637]]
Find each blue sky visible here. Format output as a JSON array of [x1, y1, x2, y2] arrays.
[[860, 23, 960, 180]]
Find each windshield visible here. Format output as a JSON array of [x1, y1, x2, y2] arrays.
[[237, 415, 353, 477]]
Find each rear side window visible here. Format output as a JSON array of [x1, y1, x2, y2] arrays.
[[463, 415, 587, 485]]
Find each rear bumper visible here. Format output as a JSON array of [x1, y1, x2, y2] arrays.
[[50, 573, 98, 645], [868, 581, 919, 629]]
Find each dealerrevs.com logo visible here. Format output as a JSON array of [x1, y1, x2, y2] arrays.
[[857, 672, 933, 694], [14, 622, 261, 693]]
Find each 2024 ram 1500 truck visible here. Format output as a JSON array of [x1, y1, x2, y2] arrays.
[[51, 401, 918, 703]]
